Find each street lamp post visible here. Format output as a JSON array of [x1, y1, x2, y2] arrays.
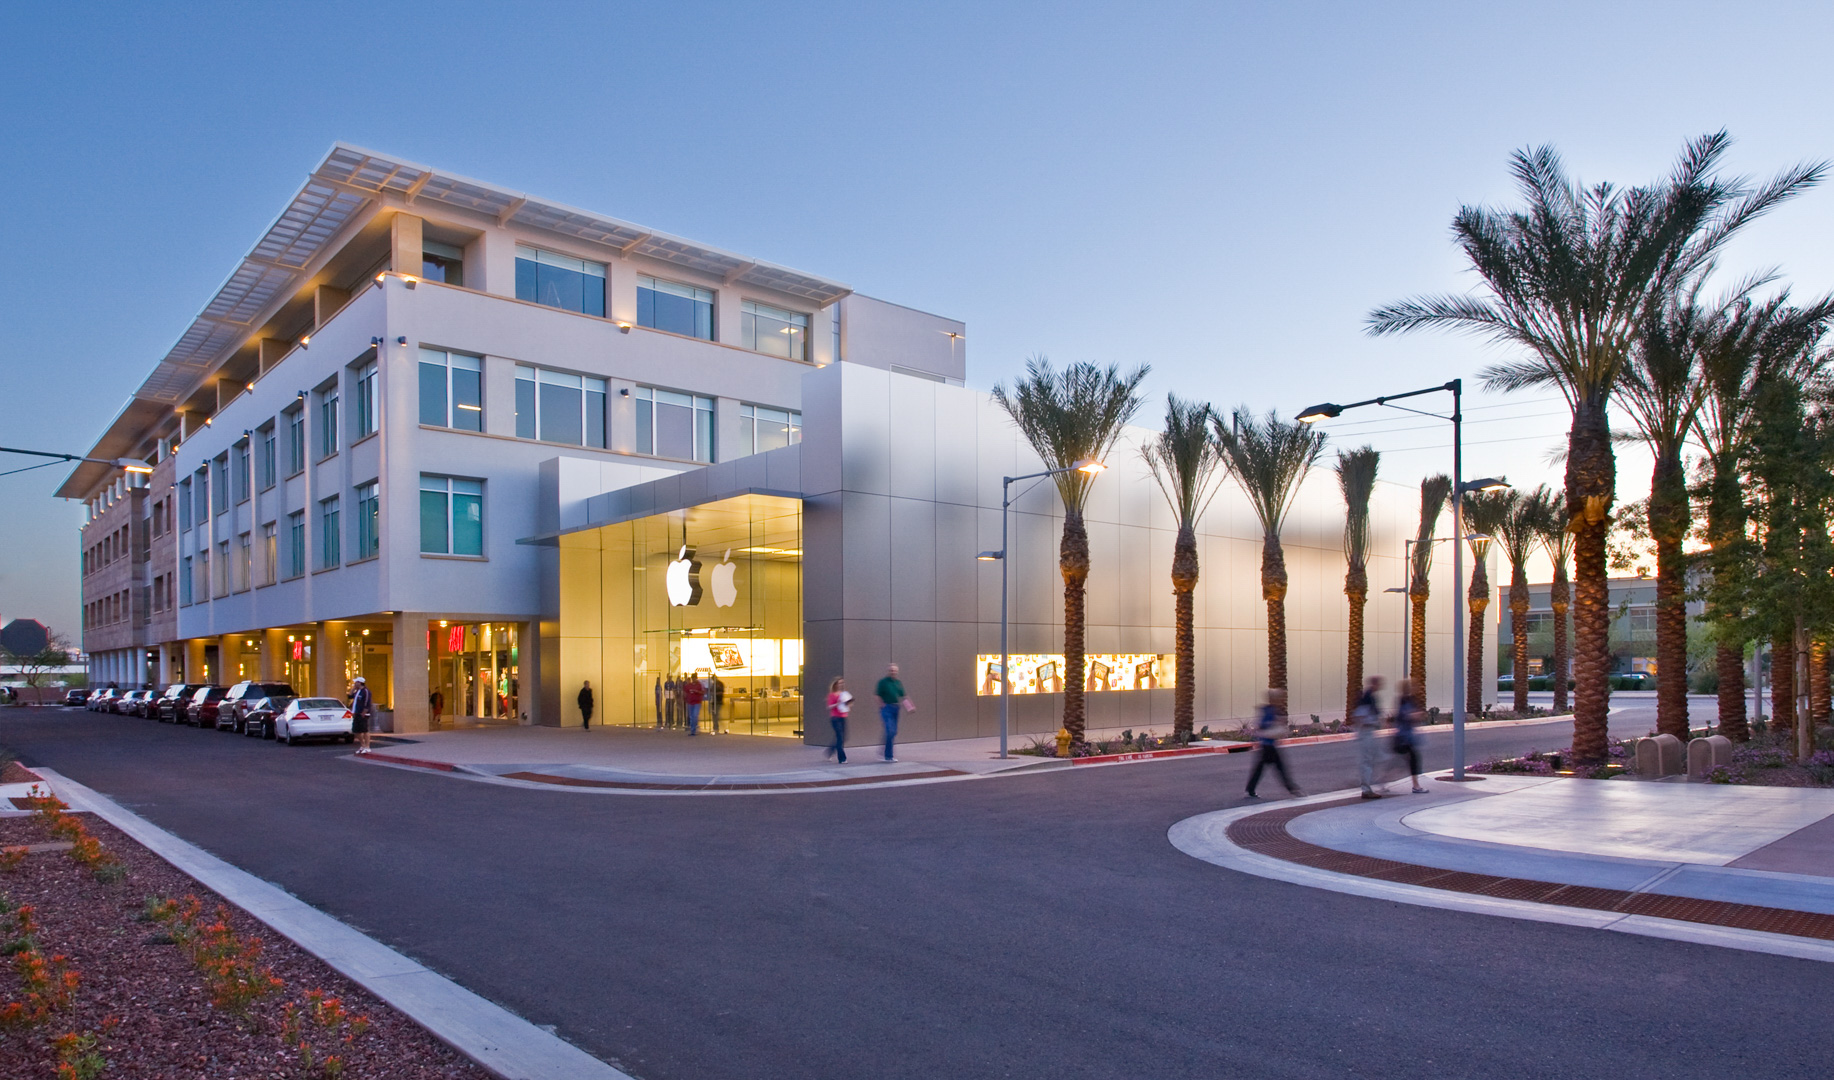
[[1299, 381, 1506, 781], [978, 457, 1106, 759], [1, 445, 154, 476]]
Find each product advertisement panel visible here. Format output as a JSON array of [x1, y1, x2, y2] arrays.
[[974, 653, 1173, 695]]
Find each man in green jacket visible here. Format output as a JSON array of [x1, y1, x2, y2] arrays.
[[875, 664, 908, 762]]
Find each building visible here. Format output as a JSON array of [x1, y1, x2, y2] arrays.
[[62, 145, 1490, 740], [1498, 575, 1703, 678]]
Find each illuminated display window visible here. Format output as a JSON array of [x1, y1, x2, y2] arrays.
[[975, 653, 1174, 695]]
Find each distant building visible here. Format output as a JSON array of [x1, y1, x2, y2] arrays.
[[1498, 575, 1704, 678]]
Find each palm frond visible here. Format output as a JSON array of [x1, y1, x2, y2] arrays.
[[1212, 406, 1327, 539], [1411, 475, 1452, 583], [1142, 394, 1224, 528], [1335, 446, 1380, 571], [993, 356, 1150, 511]]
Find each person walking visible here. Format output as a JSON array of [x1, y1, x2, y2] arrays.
[[874, 664, 910, 762], [683, 673, 705, 736], [653, 675, 663, 728], [578, 680, 595, 730], [1244, 688, 1303, 799], [1352, 675, 1385, 799], [350, 676, 375, 755], [708, 674, 725, 733], [663, 676, 676, 729], [825, 676, 852, 762], [429, 689, 444, 727], [1392, 678, 1427, 793]]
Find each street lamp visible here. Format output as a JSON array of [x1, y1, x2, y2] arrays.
[[978, 456, 1104, 759], [1, 445, 154, 475], [1297, 379, 1508, 781]]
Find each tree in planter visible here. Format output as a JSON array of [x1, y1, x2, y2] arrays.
[[1497, 487, 1558, 714], [1407, 476, 1452, 710], [1369, 132, 1824, 763], [1142, 394, 1225, 738], [1335, 446, 1380, 717], [1213, 407, 1326, 696], [1459, 490, 1518, 717], [993, 358, 1149, 745]]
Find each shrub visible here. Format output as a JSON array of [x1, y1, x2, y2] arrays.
[[148, 895, 283, 1015]]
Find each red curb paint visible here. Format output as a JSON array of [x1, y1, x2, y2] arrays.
[[1068, 743, 1252, 766], [359, 753, 458, 772]]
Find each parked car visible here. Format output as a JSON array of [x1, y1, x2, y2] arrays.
[[153, 684, 206, 722], [241, 696, 294, 740], [219, 681, 298, 733], [182, 685, 229, 727], [63, 689, 90, 707], [88, 688, 121, 713], [122, 690, 155, 717], [273, 698, 355, 745]]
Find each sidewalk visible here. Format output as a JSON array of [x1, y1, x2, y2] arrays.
[[1170, 776, 1834, 961]]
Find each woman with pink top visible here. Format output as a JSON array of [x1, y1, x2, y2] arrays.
[[825, 677, 853, 763]]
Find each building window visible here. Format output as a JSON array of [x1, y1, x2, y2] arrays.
[[422, 240, 464, 287], [235, 532, 252, 592], [152, 574, 164, 613], [285, 407, 305, 475], [739, 404, 802, 455], [741, 300, 809, 360], [287, 511, 305, 579], [318, 382, 340, 459], [638, 276, 714, 340], [178, 478, 193, 532], [180, 556, 193, 605], [258, 423, 277, 490], [515, 365, 606, 447], [355, 481, 380, 561], [235, 440, 251, 502], [1626, 606, 1657, 634], [194, 469, 210, 524], [261, 523, 277, 586], [212, 455, 229, 515], [420, 475, 483, 556], [514, 245, 605, 317], [419, 349, 483, 431], [214, 540, 230, 597], [318, 496, 340, 569], [634, 386, 714, 462], [353, 358, 378, 439]]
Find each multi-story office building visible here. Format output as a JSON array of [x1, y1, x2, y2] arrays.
[[64, 144, 1488, 741]]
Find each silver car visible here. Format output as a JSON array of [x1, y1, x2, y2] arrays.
[[274, 698, 355, 745]]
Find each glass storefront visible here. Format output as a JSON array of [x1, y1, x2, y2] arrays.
[[428, 621, 521, 725]]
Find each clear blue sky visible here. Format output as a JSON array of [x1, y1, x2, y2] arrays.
[[4, 0, 1832, 633]]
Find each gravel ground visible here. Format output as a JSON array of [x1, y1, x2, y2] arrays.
[[0, 795, 492, 1080]]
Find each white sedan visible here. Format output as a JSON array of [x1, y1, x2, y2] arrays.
[[275, 698, 355, 745]]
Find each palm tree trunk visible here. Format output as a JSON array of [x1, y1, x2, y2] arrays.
[[1409, 585, 1430, 710], [1568, 398, 1615, 765], [1171, 524, 1199, 737], [1466, 561, 1490, 719], [1770, 630, 1795, 737], [1550, 570, 1570, 714], [1810, 639, 1830, 723], [1510, 568, 1530, 714], [1716, 643, 1749, 740], [1650, 451, 1690, 740], [1707, 459, 1747, 740], [1263, 534, 1289, 693], [1061, 510, 1091, 744], [1345, 566, 1368, 718]]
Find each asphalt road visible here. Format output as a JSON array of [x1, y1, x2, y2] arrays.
[[1, 700, 1820, 1080]]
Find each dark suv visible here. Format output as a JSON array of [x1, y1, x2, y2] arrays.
[[182, 685, 229, 727], [219, 681, 297, 733], [154, 684, 207, 723]]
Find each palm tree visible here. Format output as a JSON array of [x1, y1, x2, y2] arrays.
[[1497, 486, 1557, 714], [1143, 394, 1225, 738], [1460, 490, 1518, 716], [1408, 476, 1452, 710], [1535, 512, 1577, 714], [1369, 133, 1824, 763], [993, 358, 1149, 744], [1335, 446, 1380, 717], [1213, 407, 1326, 695]]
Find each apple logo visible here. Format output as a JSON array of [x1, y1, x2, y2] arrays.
[[711, 549, 738, 608], [665, 546, 702, 606]]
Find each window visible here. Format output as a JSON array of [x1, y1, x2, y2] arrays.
[[258, 423, 277, 489], [235, 441, 251, 502], [261, 523, 277, 586], [634, 386, 714, 462], [739, 404, 802, 455], [214, 540, 230, 597], [355, 481, 380, 560], [180, 556, 193, 605], [285, 407, 306, 474], [152, 574, 164, 613], [318, 497, 340, 569], [1626, 606, 1656, 634], [235, 532, 252, 592], [212, 455, 229, 515], [420, 475, 483, 556], [287, 511, 305, 579], [638, 276, 714, 340], [515, 365, 606, 446], [419, 349, 483, 431], [741, 300, 809, 360], [194, 469, 210, 524], [318, 382, 340, 458], [178, 479, 193, 531], [353, 358, 378, 439], [514, 245, 605, 316], [1525, 612, 1553, 635], [422, 240, 464, 287]]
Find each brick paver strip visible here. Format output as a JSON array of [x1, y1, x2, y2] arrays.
[[1226, 797, 1834, 942], [499, 768, 966, 790]]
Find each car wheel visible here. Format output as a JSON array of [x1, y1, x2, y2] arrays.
[[262, 722, 275, 740]]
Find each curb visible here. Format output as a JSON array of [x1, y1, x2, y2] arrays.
[[1068, 742, 1253, 766], [32, 768, 635, 1080]]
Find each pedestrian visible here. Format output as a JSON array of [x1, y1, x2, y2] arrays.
[[708, 674, 725, 733], [653, 675, 663, 728], [350, 676, 374, 755], [1352, 675, 1385, 799], [663, 676, 676, 728], [683, 673, 705, 736], [429, 688, 444, 727], [825, 676, 852, 762], [1392, 678, 1427, 793], [1244, 688, 1303, 799], [874, 663, 912, 762], [578, 679, 595, 729]]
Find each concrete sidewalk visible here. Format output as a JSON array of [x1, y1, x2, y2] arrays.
[[1171, 776, 1834, 961]]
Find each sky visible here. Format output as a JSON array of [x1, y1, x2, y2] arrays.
[[3, 0, 1833, 635]]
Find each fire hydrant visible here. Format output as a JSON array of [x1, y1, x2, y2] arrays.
[[1056, 727, 1073, 758]]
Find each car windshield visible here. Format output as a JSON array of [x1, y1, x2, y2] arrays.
[[260, 684, 295, 696], [296, 699, 344, 710]]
